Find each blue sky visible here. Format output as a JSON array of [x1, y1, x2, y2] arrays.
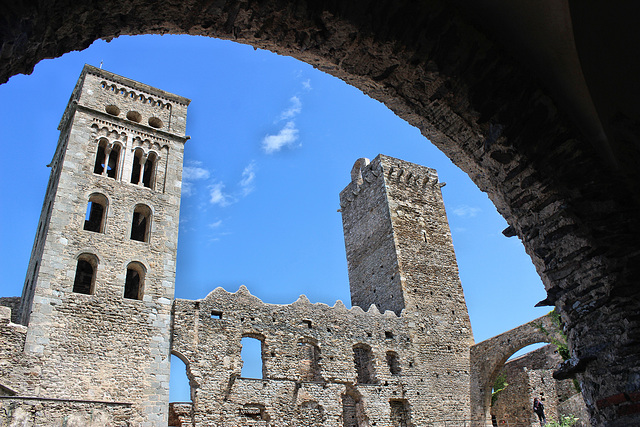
[[0, 35, 549, 400]]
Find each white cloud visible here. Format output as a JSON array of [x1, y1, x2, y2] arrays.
[[302, 79, 311, 91], [262, 121, 300, 154], [183, 165, 210, 181], [208, 219, 223, 228], [279, 96, 302, 121], [182, 181, 194, 197], [209, 182, 233, 207], [452, 205, 481, 218], [239, 161, 256, 196]]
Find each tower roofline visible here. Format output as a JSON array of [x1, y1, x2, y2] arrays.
[[81, 64, 191, 106]]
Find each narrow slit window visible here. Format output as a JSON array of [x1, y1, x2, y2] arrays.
[[130, 204, 151, 242], [124, 262, 145, 300]]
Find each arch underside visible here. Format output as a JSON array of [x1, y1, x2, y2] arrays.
[[2, 1, 639, 425]]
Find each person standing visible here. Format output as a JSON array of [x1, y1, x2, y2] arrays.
[[533, 397, 546, 426]]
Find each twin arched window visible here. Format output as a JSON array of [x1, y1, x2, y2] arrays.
[[82, 195, 151, 243], [130, 149, 157, 188], [72, 255, 145, 300], [93, 140, 158, 189], [93, 139, 121, 179]]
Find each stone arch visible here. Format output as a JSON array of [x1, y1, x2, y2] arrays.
[[470, 313, 565, 426], [170, 349, 199, 403], [2, 3, 639, 425]]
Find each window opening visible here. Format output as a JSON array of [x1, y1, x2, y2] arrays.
[[342, 393, 366, 427], [83, 194, 107, 233], [93, 140, 107, 174], [211, 310, 223, 319], [386, 351, 401, 375], [389, 400, 412, 427], [130, 205, 151, 242], [142, 152, 156, 188], [241, 336, 264, 379], [131, 149, 143, 184], [124, 262, 145, 300], [106, 144, 120, 178], [298, 340, 322, 382], [73, 255, 96, 294], [353, 344, 376, 384]]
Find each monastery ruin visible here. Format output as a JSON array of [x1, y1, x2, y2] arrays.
[[0, 66, 587, 426]]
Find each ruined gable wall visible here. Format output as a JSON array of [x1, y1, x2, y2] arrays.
[[172, 286, 471, 426]]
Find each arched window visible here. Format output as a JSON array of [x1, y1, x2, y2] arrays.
[[124, 262, 145, 300], [106, 143, 121, 179], [353, 344, 376, 384], [83, 193, 108, 233], [130, 148, 144, 184], [73, 254, 98, 295], [93, 139, 108, 175], [142, 151, 157, 188], [130, 204, 151, 242]]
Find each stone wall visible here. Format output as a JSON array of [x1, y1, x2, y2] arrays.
[[172, 285, 471, 426], [0, 397, 134, 426], [470, 313, 565, 425], [491, 344, 590, 427], [16, 65, 190, 426]]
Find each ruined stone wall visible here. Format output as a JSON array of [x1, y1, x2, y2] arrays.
[[0, 397, 134, 426], [17, 65, 190, 425], [470, 313, 564, 424], [491, 344, 589, 426], [172, 286, 471, 426]]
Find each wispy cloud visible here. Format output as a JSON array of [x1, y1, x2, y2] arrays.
[[182, 161, 211, 197], [452, 205, 481, 218], [302, 79, 311, 91], [279, 96, 302, 121], [208, 219, 223, 228], [239, 161, 256, 196], [262, 121, 300, 154], [209, 182, 233, 207]]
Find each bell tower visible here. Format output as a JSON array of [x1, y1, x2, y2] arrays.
[[19, 65, 190, 424]]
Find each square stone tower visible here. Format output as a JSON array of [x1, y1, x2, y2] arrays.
[[18, 65, 189, 425], [340, 155, 471, 322]]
